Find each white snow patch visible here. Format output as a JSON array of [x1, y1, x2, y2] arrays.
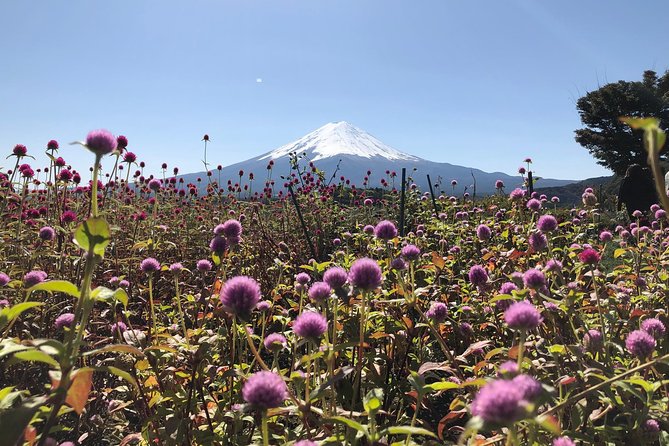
[[258, 121, 421, 162]]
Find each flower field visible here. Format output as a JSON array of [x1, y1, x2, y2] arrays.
[[1, 130, 669, 446]]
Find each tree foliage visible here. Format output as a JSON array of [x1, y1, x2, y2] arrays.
[[575, 70, 669, 175]]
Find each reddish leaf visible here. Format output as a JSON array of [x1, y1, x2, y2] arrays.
[[66, 369, 93, 415]]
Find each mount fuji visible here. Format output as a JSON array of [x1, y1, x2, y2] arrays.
[[179, 121, 574, 195]]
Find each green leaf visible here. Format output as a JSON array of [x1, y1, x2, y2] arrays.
[[613, 248, 626, 259], [27, 280, 80, 298], [73, 216, 111, 257], [0, 394, 48, 446], [363, 388, 383, 415], [91, 286, 129, 308], [384, 426, 437, 438], [326, 416, 369, 437], [620, 116, 660, 130], [0, 340, 31, 360], [424, 381, 460, 392], [548, 344, 566, 355], [13, 350, 60, 369], [535, 414, 561, 435], [83, 344, 144, 357], [0, 302, 44, 332]]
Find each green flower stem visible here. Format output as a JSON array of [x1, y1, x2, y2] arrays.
[[590, 265, 608, 361], [148, 274, 157, 343], [543, 352, 669, 416], [91, 154, 102, 217], [174, 275, 189, 344], [351, 289, 368, 411], [516, 331, 526, 369], [261, 410, 270, 446]]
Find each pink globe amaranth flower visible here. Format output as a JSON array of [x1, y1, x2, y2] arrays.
[[349, 258, 382, 291], [470, 379, 527, 426], [196, 259, 212, 272], [220, 276, 261, 320], [23, 270, 47, 288], [308, 281, 332, 303], [119, 279, 130, 289], [374, 220, 398, 240], [209, 235, 228, 254], [626, 329, 656, 358], [256, 300, 271, 312], [511, 374, 542, 400], [641, 318, 666, 339], [401, 244, 421, 261], [476, 224, 492, 241], [0, 272, 10, 287], [536, 214, 558, 232], [498, 360, 519, 376], [522, 269, 546, 290], [583, 329, 603, 352], [545, 259, 563, 273], [263, 333, 287, 352], [363, 224, 375, 235], [295, 272, 311, 285], [390, 257, 407, 271], [140, 257, 160, 274], [242, 371, 288, 409], [293, 311, 328, 339], [495, 180, 504, 189], [655, 209, 666, 220], [13, 144, 27, 157], [526, 198, 542, 211], [169, 262, 184, 274], [582, 191, 597, 206], [294, 441, 318, 446], [38, 226, 56, 241], [116, 135, 128, 149], [54, 313, 75, 329], [552, 436, 576, 446], [85, 129, 117, 156], [323, 266, 348, 289], [425, 301, 448, 323], [468, 265, 488, 287], [218, 219, 242, 238], [509, 188, 525, 200], [599, 231, 613, 242], [123, 151, 137, 163], [528, 231, 547, 251], [578, 248, 600, 265], [148, 179, 161, 191], [61, 210, 77, 224], [47, 140, 59, 151], [504, 301, 542, 331]]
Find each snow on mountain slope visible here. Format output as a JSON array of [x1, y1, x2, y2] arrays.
[[258, 121, 421, 162]]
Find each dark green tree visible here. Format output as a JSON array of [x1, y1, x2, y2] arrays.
[[575, 70, 669, 175]]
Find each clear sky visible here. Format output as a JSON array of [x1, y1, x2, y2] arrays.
[[1, 0, 668, 181]]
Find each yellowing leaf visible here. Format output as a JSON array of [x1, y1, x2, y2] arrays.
[[66, 369, 93, 415]]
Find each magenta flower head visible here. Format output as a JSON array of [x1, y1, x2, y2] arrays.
[[85, 129, 117, 156], [468, 265, 488, 287], [54, 313, 75, 330], [495, 180, 505, 189], [148, 179, 161, 191], [401, 244, 421, 261], [553, 437, 576, 446], [38, 226, 56, 241], [498, 360, 519, 376], [218, 219, 242, 238], [116, 135, 128, 149], [196, 259, 212, 272], [169, 263, 184, 274], [294, 441, 318, 446], [504, 301, 542, 331], [425, 301, 448, 323], [293, 311, 328, 339], [257, 301, 271, 313], [24, 270, 47, 288], [220, 276, 261, 320], [295, 272, 311, 285], [470, 379, 527, 426], [583, 329, 603, 352], [599, 231, 613, 242], [476, 224, 492, 241], [13, 144, 27, 157], [0, 273, 10, 287], [264, 333, 287, 352], [511, 374, 542, 400], [47, 140, 59, 151], [349, 258, 383, 291], [123, 151, 137, 163], [209, 235, 228, 255], [641, 318, 666, 339], [308, 282, 332, 303], [242, 371, 288, 410], [522, 269, 546, 290], [578, 248, 600, 265], [537, 215, 558, 232], [626, 329, 656, 358], [391, 257, 407, 271], [509, 188, 525, 201], [140, 257, 160, 274], [374, 220, 398, 240], [529, 231, 548, 251], [526, 198, 542, 211], [323, 266, 348, 290], [111, 321, 127, 334]]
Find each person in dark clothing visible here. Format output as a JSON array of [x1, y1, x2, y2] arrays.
[[617, 164, 658, 220]]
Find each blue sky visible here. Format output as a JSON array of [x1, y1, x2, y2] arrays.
[[1, 0, 668, 181]]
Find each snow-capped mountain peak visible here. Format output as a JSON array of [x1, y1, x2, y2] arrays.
[[258, 121, 421, 162]]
